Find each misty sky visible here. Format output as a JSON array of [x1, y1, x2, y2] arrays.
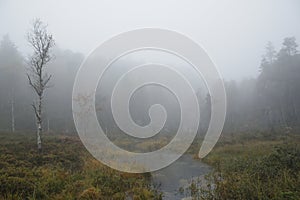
[[1, 0, 300, 80]]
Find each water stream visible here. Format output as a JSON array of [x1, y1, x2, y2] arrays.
[[151, 154, 211, 200]]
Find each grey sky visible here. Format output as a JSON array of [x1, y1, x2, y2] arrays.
[[1, 0, 300, 80]]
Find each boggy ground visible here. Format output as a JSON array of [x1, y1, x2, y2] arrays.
[[0, 132, 162, 200], [184, 131, 300, 200]]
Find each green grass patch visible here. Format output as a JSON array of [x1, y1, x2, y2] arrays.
[[0, 132, 162, 200], [185, 133, 300, 200]]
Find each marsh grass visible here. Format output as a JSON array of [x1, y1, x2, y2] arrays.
[[185, 132, 300, 200], [0, 132, 161, 200]]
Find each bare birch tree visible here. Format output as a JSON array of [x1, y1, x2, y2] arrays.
[[27, 19, 55, 151]]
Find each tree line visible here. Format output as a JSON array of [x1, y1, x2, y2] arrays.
[[0, 32, 299, 135]]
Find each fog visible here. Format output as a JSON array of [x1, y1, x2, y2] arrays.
[[0, 1, 300, 135], [1, 2, 300, 198], [1, 0, 300, 80]]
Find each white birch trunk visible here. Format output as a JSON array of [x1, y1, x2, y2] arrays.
[[11, 89, 15, 132], [36, 95, 42, 151], [11, 97, 15, 132], [37, 123, 42, 150]]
